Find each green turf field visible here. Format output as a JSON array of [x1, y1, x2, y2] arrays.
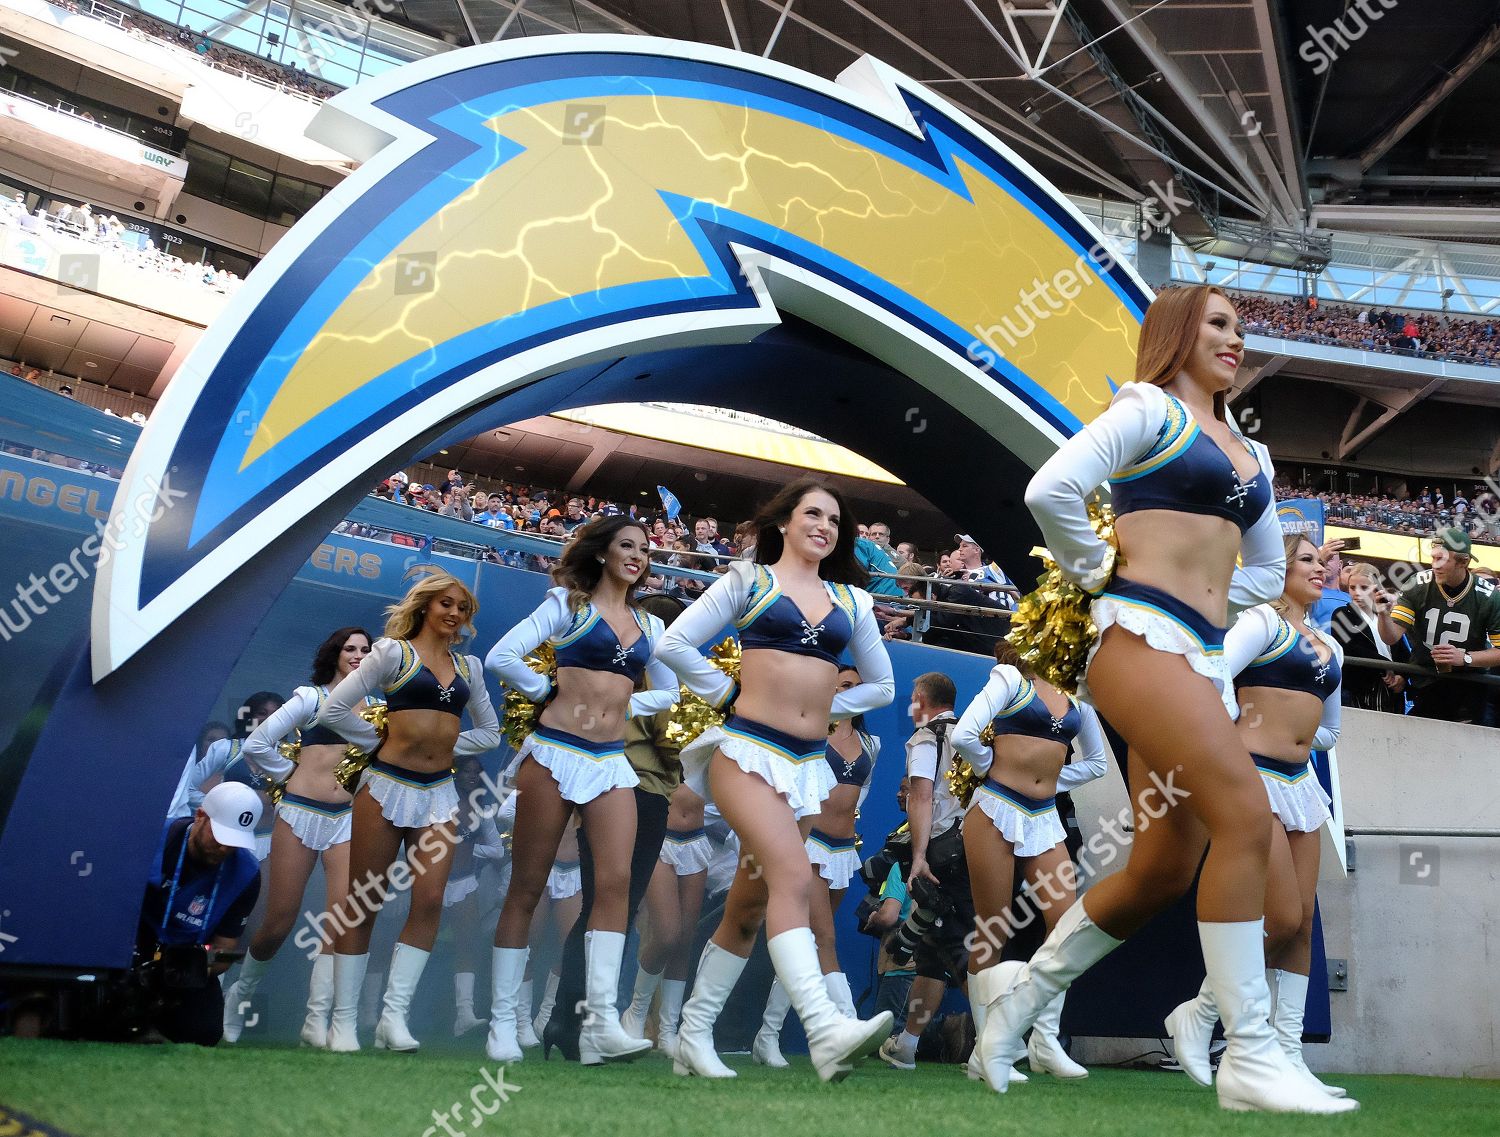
[[1, 1039, 1491, 1137]]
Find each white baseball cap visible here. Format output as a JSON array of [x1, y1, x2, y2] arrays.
[[954, 533, 982, 549], [201, 783, 262, 850]]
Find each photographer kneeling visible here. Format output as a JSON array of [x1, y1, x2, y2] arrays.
[[131, 783, 264, 1045]]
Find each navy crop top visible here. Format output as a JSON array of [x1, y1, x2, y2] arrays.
[[386, 642, 471, 718], [825, 732, 874, 788], [1109, 394, 1271, 532], [990, 678, 1083, 744], [553, 605, 652, 681], [737, 567, 857, 667], [1239, 617, 1341, 700]]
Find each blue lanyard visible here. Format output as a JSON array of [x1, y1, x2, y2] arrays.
[[160, 826, 222, 940]]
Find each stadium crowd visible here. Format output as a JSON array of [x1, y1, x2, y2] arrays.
[[1232, 291, 1500, 368], [1277, 482, 1500, 542], [52, 0, 341, 98], [1, 195, 244, 294]]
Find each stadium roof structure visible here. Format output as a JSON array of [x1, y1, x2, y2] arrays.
[[336, 0, 1500, 249]]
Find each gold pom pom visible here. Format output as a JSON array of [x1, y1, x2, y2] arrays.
[[334, 702, 389, 793], [663, 638, 741, 749], [1004, 500, 1118, 696], [501, 643, 558, 751], [945, 758, 984, 809], [278, 739, 301, 767]]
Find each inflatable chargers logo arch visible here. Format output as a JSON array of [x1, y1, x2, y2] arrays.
[[2, 36, 1152, 966], [94, 34, 1148, 679]]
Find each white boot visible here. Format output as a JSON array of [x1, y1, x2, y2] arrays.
[[222, 953, 270, 1044], [824, 972, 857, 1019], [1164, 977, 1218, 1087], [327, 953, 369, 1053], [621, 966, 662, 1041], [1028, 990, 1088, 1079], [300, 953, 334, 1048], [578, 930, 653, 1064], [752, 979, 792, 1068], [374, 943, 430, 1052], [980, 902, 1122, 1093], [658, 978, 686, 1058], [966, 963, 1026, 1087], [453, 972, 485, 1037], [1270, 969, 1347, 1099], [768, 928, 892, 1083], [673, 942, 745, 1078], [1204, 922, 1358, 1114], [486, 947, 528, 1063], [532, 970, 559, 1037]]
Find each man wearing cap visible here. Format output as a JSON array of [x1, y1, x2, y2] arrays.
[[1380, 527, 1500, 723], [952, 534, 1018, 611], [135, 783, 264, 1045]]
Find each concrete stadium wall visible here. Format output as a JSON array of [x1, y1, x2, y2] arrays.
[[1317, 708, 1499, 1078], [1070, 707, 1499, 1078]]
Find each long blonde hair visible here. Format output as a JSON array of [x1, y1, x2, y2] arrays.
[[1269, 533, 1314, 618], [384, 566, 479, 642], [1135, 284, 1234, 422]]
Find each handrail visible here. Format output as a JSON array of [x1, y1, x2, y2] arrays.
[[1339, 654, 1500, 688]]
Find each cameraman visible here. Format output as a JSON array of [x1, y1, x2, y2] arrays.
[[878, 672, 973, 1069], [133, 783, 264, 1045]]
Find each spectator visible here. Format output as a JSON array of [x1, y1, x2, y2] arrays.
[[1379, 527, 1500, 723], [1328, 563, 1407, 714], [562, 497, 589, 533], [854, 530, 903, 597], [952, 534, 1017, 611], [476, 493, 513, 529], [692, 518, 731, 562], [439, 487, 472, 521]]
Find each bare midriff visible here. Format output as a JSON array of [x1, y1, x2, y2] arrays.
[[987, 734, 1072, 799], [1111, 510, 1244, 628], [538, 667, 635, 742], [284, 743, 354, 803], [380, 709, 463, 773], [1234, 686, 1325, 763], [735, 650, 838, 741]]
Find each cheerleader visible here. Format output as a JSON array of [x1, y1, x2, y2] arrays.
[[318, 570, 501, 1053], [986, 285, 1353, 1113], [541, 592, 687, 1062], [621, 783, 711, 1056], [753, 665, 879, 1068], [1166, 536, 1352, 1101], [656, 479, 895, 1083], [484, 517, 677, 1065], [952, 641, 1107, 1088], [223, 628, 373, 1046]]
